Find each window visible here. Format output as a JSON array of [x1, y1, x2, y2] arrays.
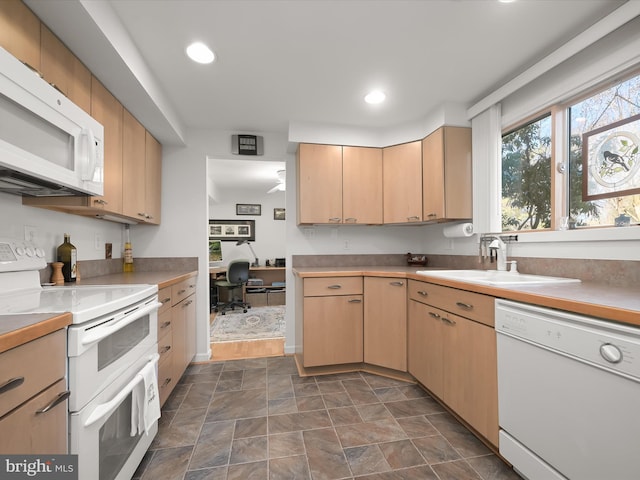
[[501, 115, 552, 231], [501, 71, 640, 231]]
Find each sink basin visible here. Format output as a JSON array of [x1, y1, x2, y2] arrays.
[[416, 270, 581, 286]]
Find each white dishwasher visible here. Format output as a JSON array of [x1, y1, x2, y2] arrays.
[[495, 299, 640, 480]]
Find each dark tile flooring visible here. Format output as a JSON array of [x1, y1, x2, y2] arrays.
[[133, 356, 521, 480]]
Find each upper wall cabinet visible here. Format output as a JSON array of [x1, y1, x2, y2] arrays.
[[297, 144, 383, 225], [40, 25, 91, 114], [298, 143, 343, 224], [0, 0, 40, 71], [422, 126, 472, 222], [145, 131, 162, 224], [343, 146, 383, 225], [382, 140, 423, 224]]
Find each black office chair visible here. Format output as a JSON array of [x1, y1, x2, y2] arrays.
[[213, 259, 251, 315]]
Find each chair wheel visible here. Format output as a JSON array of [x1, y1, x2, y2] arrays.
[[221, 311, 226, 315], [243, 309, 247, 313]]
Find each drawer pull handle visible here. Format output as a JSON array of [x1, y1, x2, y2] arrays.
[[428, 312, 441, 319], [0, 377, 24, 395], [456, 302, 473, 310], [328, 284, 342, 289], [162, 297, 171, 304], [178, 289, 186, 294], [345, 217, 357, 223], [161, 378, 172, 387], [417, 290, 428, 296], [407, 215, 420, 221], [93, 199, 108, 205], [160, 345, 171, 354], [160, 321, 171, 329], [329, 217, 342, 223], [189, 284, 196, 288], [390, 281, 404, 287], [36, 390, 70, 414], [427, 213, 438, 218], [348, 299, 362, 303], [442, 316, 457, 326], [183, 300, 193, 307]]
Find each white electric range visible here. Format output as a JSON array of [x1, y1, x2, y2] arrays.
[[0, 237, 161, 480]]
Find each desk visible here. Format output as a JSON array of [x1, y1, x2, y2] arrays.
[[210, 266, 286, 308]]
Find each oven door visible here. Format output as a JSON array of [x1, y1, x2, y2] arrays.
[[70, 347, 159, 480], [68, 295, 160, 411]]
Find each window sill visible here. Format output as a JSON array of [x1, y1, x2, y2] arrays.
[[513, 226, 640, 243]]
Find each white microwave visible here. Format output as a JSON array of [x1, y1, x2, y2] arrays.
[[0, 47, 104, 197]]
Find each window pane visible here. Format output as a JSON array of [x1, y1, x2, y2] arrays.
[[501, 115, 552, 231], [569, 73, 640, 227]]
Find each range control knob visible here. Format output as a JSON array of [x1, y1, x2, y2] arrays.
[[36, 248, 45, 257], [600, 343, 623, 364], [15, 246, 25, 256]]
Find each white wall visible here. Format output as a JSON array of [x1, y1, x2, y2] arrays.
[[209, 186, 286, 263]]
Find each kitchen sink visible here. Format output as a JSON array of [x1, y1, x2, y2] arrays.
[[416, 269, 581, 286]]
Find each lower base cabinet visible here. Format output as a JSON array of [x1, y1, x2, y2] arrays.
[[408, 281, 498, 446], [157, 276, 197, 406]]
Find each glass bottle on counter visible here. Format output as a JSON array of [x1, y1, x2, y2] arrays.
[[57, 233, 77, 282], [123, 224, 134, 272]]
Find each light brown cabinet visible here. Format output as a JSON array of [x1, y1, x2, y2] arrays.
[[0, 329, 68, 453], [302, 277, 363, 367], [408, 279, 498, 446], [0, 0, 40, 71], [298, 143, 343, 224], [145, 131, 162, 224], [422, 126, 472, 222], [40, 25, 91, 113], [297, 144, 383, 225], [364, 277, 407, 371], [343, 146, 383, 224], [156, 278, 197, 406], [382, 141, 423, 223]]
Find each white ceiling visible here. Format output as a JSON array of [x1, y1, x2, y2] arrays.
[[24, 0, 629, 190]]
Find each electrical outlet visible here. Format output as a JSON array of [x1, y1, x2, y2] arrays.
[[24, 225, 37, 242], [94, 232, 102, 250]]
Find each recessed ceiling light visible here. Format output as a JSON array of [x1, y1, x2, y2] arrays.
[[186, 42, 215, 64], [365, 90, 386, 104]]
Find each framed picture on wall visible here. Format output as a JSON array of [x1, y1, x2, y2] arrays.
[[209, 219, 255, 242], [236, 203, 262, 215], [274, 208, 285, 220]]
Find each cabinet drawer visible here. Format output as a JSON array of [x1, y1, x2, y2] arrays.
[[158, 353, 174, 407], [172, 277, 196, 305], [0, 378, 69, 454], [157, 308, 172, 337], [408, 280, 494, 326], [0, 329, 66, 418], [158, 327, 173, 363], [304, 277, 363, 297], [158, 286, 172, 314]]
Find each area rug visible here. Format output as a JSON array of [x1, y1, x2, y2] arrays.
[[210, 305, 285, 342]]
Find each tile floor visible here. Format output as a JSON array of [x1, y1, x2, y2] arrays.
[[133, 356, 521, 480]]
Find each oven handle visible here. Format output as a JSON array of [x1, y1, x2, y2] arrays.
[[84, 353, 159, 428], [81, 302, 162, 347]]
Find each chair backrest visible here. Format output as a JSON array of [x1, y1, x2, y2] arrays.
[[226, 260, 250, 285]]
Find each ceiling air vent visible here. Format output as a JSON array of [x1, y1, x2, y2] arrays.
[[231, 134, 264, 156]]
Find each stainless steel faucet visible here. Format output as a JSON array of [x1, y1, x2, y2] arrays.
[[479, 233, 518, 270]]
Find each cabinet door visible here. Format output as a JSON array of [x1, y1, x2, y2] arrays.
[[40, 25, 91, 113], [407, 300, 444, 399], [122, 109, 147, 221], [422, 127, 472, 221], [422, 128, 445, 221], [145, 131, 162, 224], [184, 294, 197, 367], [298, 143, 343, 224], [303, 295, 363, 367], [172, 300, 187, 382], [343, 146, 383, 224], [383, 141, 422, 223], [0, 0, 40, 70], [364, 277, 406, 371], [91, 77, 123, 214], [0, 379, 68, 454], [444, 313, 498, 445]]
